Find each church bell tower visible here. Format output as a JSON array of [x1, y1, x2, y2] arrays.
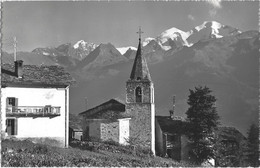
[[125, 27, 155, 155]]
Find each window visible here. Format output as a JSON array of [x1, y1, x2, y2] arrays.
[[6, 97, 18, 113], [7, 97, 16, 106], [135, 87, 142, 103]]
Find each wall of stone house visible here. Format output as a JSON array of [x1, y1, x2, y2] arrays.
[[2, 87, 69, 148], [155, 119, 166, 156], [89, 121, 101, 140], [119, 119, 130, 145], [100, 121, 119, 142]]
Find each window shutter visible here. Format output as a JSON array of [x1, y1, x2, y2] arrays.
[[15, 98, 18, 107]]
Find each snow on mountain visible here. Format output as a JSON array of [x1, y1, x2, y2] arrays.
[[73, 40, 97, 51], [117, 46, 137, 55], [187, 21, 241, 45], [141, 21, 242, 51], [142, 37, 156, 47], [158, 27, 189, 44]]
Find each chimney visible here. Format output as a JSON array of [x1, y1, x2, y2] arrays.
[[15, 60, 23, 78]]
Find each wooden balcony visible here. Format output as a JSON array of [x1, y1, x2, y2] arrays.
[[6, 106, 61, 117]]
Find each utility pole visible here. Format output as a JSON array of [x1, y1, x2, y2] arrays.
[[13, 36, 17, 61]]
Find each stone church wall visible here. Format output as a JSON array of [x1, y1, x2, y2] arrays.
[[100, 121, 119, 142], [125, 103, 153, 148], [126, 81, 152, 103]]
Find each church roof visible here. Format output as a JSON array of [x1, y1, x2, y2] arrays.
[[129, 38, 151, 81], [79, 99, 127, 120]]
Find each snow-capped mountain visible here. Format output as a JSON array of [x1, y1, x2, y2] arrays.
[[73, 40, 98, 54], [78, 43, 128, 70], [142, 21, 241, 51], [33, 40, 97, 61], [117, 46, 137, 55], [157, 27, 189, 50], [187, 21, 241, 45]]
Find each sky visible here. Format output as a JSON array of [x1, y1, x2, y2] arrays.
[[2, 1, 259, 52]]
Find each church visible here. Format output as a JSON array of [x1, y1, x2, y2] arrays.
[[79, 28, 156, 154]]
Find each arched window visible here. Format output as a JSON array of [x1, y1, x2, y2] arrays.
[[135, 87, 142, 103]]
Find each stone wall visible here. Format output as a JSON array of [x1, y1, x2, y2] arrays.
[[82, 118, 130, 145], [125, 103, 153, 148], [126, 81, 152, 103], [100, 121, 119, 142]]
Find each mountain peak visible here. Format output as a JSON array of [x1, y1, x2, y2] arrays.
[[117, 46, 137, 55], [73, 40, 97, 50], [160, 27, 188, 39]]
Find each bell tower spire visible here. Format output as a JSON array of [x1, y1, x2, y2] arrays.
[[130, 27, 151, 81]]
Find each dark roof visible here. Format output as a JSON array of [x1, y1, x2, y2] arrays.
[[2, 63, 76, 87], [215, 126, 246, 142], [129, 38, 151, 81], [79, 99, 126, 120], [156, 116, 188, 135]]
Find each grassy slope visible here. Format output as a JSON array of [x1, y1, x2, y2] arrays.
[[2, 139, 195, 167]]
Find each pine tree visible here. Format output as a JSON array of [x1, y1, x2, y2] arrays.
[[246, 123, 259, 167], [186, 86, 220, 164]]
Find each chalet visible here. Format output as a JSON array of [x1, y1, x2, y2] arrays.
[[1, 60, 75, 147]]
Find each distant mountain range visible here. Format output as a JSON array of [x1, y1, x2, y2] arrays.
[[2, 21, 259, 135]]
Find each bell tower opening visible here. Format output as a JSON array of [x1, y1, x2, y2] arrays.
[[135, 87, 142, 103]]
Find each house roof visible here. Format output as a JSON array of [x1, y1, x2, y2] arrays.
[[156, 116, 188, 135], [2, 63, 76, 87], [215, 126, 246, 142], [79, 99, 126, 120]]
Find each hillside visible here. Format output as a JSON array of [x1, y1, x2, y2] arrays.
[[2, 139, 195, 167]]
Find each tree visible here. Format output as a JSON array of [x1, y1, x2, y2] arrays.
[[246, 123, 259, 167], [185, 86, 220, 164]]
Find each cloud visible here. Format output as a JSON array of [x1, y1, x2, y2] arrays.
[[209, 8, 218, 17], [206, 0, 222, 9], [188, 14, 195, 21], [206, 0, 222, 17]]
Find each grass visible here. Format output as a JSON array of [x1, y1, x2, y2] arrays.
[[2, 138, 196, 167]]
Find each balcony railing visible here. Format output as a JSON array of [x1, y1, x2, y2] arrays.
[[6, 106, 61, 117]]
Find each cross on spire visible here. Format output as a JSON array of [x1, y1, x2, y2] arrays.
[[136, 26, 144, 41]]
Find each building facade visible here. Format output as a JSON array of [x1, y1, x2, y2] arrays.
[[1, 60, 75, 147]]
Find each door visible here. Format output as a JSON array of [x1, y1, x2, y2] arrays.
[[6, 119, 17, 135]]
